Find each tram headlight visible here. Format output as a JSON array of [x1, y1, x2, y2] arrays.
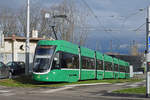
[[37, 75, 40, 78]]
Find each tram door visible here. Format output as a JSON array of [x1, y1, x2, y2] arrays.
[[96, 60, 103, 80], [114, 64, 119, 79]]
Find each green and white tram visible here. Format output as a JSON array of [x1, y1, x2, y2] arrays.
[[32, 40, 130, 82]]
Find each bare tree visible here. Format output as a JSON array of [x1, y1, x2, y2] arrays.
[[44, 0, 89, 45], [17, 4, 42, 37], [0, 0, 89, 46], [17, 7, 26, 35], [17, 3, 53, 38], [0, 8, 18, 36]]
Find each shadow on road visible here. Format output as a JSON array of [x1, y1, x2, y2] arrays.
[[103, 92, 146, 99]]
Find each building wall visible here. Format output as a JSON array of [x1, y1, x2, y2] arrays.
[[0, 39, 37, 64], [2, 40, 37, 53]]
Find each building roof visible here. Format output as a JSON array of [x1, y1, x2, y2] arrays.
[[4, 36, 44, 42]]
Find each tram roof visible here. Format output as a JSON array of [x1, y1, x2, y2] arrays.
[[113, 57, 119, 64], [119, 59, 126, 66], [37, 40, 130, 65], [96, 52, 103, 60], [103, 54, 113, 62], [37, 40, 78, 47]]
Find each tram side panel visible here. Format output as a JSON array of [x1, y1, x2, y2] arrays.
[[103, 55, 113, 79], [80, 47, 95, 80], [96, 52, 104, 80]]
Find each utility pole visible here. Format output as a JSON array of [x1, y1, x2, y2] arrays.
[[96, 41, 98, 51], [146, 5, 150, 98], [129, 41, 132, 55], [110, 40, 112, 53], [25, 0, 30, 75]]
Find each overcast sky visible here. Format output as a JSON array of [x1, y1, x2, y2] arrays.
[[1, 0, 150, 54]]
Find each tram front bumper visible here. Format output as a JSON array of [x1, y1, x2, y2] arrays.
[[32, 73, 50, 82]]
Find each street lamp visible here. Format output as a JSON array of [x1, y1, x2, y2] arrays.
[[146, 5, 150, 98], [25, 0, 30, 75]]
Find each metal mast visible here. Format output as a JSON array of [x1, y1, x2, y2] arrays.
[[25, 0, 30, 75], [146, 6, 150, 98]]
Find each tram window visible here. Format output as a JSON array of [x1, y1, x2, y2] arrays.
[[61, 52, 79, 69], [105, 62, 112, 71], [88, 58, 94, 69], [119, 66, 123, 72], [126, 67, 129, 73], [82, 57, 88, 69], [72, 55, 79, 69], [128, 67, 130, 73], [104, 61, 112, 71], [128, 66, 130, 73], [110, 63, 113, 71], [119, 65, 125, 72], [104, 61, 108, 70], [97, 60, 103, 70], [81, 57, 95, 69], [114, 64, 118, 71], [52, 52, 60, 69], [125, 67, 127, 73], [123, 66, 125, 72]]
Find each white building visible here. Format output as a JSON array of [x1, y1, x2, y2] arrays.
[[0, 34, 44, 64]]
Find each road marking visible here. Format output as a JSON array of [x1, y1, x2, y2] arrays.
[[0, 90, 15, 96], [0, 90, 11, 93], [40, 83, 111, 93], [126, 84, 138, 87], [0, 93, 15, 96], [65, 83, 111, 87], [41, 87, 73, 93], [115, 83, 127, 86]]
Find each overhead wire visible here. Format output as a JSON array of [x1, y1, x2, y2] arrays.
[[133, 22, 146, 32], [121, 8, 146, 29], [80, 0, 127, 52], [80, 0, 147, 52]]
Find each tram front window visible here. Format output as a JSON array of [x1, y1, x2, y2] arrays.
[[33, 45, 55, 73]]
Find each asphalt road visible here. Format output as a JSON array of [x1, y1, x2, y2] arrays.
[[0, 80, 148, 100]]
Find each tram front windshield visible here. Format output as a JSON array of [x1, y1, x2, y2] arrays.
[[33, 45, 55, 73]]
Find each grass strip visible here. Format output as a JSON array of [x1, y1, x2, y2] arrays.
[[0, 76, 143, 88], [113, 86, 146, 94]]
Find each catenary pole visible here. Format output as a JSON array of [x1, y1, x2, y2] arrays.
[[25, 0, 30, 75], [146, 6, 150, 98]]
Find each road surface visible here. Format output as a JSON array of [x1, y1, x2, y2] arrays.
[[0, 80, 148, 100]]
